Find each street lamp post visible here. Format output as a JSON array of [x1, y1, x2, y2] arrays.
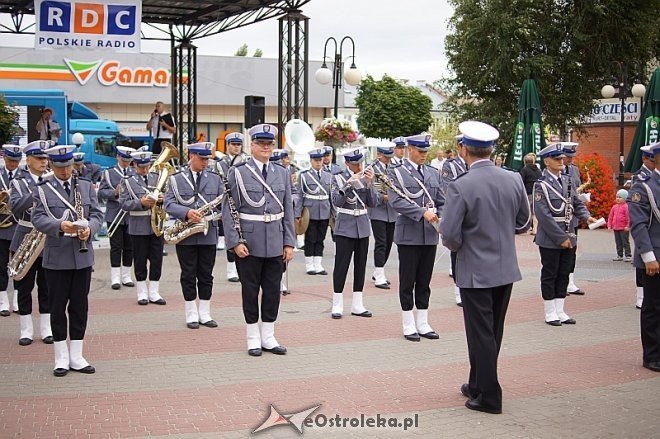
[[314, 36, 362, 118], [601, 61, 646, 186]]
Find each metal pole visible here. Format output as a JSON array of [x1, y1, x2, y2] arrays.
[[333, 52, 341, 118]]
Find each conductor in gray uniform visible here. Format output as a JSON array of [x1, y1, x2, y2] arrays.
[[368, 145, 398, 289], [441, 121, 530, 415], [0, 144, 21, 317], [296, 147, 332, 276], [32, 145, 104, 377], [628, 141, 660, 372], [223, 124, 295, 357], [164, 142, 223, 330], [388, 134, 445, 341], [120, 150, 166, 306], [330, 148, 377, 320]]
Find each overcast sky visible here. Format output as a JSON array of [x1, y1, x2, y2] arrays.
[[1, 0, 454, 82]]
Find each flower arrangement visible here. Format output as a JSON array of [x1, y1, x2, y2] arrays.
[[574, 153, 616, 224], [314, 118, 358, 145]]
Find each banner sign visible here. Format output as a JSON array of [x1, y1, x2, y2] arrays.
[[646, 116, 659, 145], [583, 98, 641, 124], [35, 0, 141, 53]]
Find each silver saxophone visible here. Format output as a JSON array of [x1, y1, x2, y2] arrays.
[[8, 212, 46, 281], [163, 194, 223, 245]]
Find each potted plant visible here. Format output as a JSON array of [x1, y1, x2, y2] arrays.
[[314, 118, 358, 149]]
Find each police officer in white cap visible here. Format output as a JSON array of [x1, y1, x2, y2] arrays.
[[388, 134, 445, 341], [164, 142, 223, 329], [98, 145, 136, 290], [330, 148, 377, 320], [120, 150, 167, 306], [296, 147, 332, 276], [630, 145, 656, 309], [322, 146, 342, 175], [215, 132, 246, 277], [31, 144, 104, 376], [628, 141, 660, 372], [561, 142, 586, 295], [9, 141, 54, 345], [0, 144, 22, 317], [441, 121, 530, 414], [368, 145, 398, 289], [534, 143, 595, 327], [391, 137, 406, 165], [73, 152, 102, 184], [222, 124, 295, 356]]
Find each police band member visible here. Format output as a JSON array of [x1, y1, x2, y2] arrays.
[[73, 152, 102, 184], [631, 146, 655, 309], [388, 134, 445, 341], [31, 145, 104, 377], [296, 147, 332, 275], [368, 145, 398, 289], [441, 121, 530, 415], [9, 141, 53, 345], [120, 150, 166, 306], [322, 146, 342, 175], [271, 149, 297, 294], [223, 124, 295, 356], [441, 134, 469, 306], [534, 143, 595, 326], [391, 137, 406, 166], [330, 148, 376, 320], [0, 145, 21, 317], [562, 142, 585, 295], [215, 132, 246, 280], [164, 142, 223, 329], [98, 146, 136, 290], [628, 141, 660, 372]]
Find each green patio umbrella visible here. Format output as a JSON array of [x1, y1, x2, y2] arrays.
[[625, 67, 660, 172], [507, 79, 546, 170]]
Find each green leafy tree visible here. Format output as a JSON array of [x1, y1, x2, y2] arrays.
[[427, 117, 459, 163], [0, 94, 18, 145], [234, 43, 248, 57], [444, 0, 660, 149], [253, 48, 263, 57], [354, 75, 433, 139]]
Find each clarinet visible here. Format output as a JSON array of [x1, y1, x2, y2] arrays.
[[220, 174, 247, 249], [564, 167, 577, 246], [73, 174, 88, 253]]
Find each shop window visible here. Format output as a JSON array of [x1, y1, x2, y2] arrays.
[[95, 137, 117, 157]]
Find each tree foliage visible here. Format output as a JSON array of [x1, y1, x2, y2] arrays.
[[234, 43, 248, 56], [427, 117, 459, 163], [0, 94, 19, 145], [354, 75, 433, 139], [253, 48, 263, 57], [444, 0, 660, 150]]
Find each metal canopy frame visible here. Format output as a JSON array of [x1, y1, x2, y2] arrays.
[[0, 0, 312, 154]]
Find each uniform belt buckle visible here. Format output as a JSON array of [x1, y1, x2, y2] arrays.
[[353, 210, 360, 216], [264, 213, 273, 223]]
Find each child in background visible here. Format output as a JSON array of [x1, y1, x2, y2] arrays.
[[607, 189, 632, 262]]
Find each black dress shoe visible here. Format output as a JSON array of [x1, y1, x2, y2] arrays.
[[19, 337, 32, 346], [460, 384, 477, 399], [636, 305, 642, 310], [643, 361, 660, 372], [351, 310, 372, 317], [228, 276, 240, 283], [404, 333, 421, 342], [42, 336, 54, 344], [248, 348, 262, 357], [561, 318, 576, 325], [545, 320, 562, 327], [137, 299, 148, 306], [386, 280, 391, 285], [306, 270, 317, 275], [262, 345, 287, 355], [186, 322, 199, 329], [71, 365, 95, 374], [569, 289, 585, 296], [122, 281, 135, 287], [282, 290, 291, 296], [53, 368, 68, 377], [331, 313, 342, 319], [315, 270, 328, 275], [465, 399, 501, 414], [457, 302, 463, 308], [150, 299, 166, 305], [0, 310, 9, 317], [200, 319, 218, 328], [111, 283, 120, 290], [375, 283, 390, 290], [419, 331, 439, 340]]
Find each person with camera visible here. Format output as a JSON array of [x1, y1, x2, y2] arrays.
[[35, 108, 61, 144], [146, 101, 175, 155]]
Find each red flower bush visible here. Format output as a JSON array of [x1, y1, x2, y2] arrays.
[[573, 153, 616, 223]]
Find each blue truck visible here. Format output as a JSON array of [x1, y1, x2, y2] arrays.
[[1, 88, 121, 169]]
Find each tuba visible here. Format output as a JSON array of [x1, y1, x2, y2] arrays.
[[149, 142, 179, 236]]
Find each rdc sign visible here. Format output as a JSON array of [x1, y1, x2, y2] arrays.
[[35, 0, 142, 53]]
